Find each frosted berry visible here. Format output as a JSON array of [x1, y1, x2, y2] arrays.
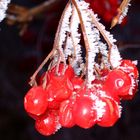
[[35, 113, 57, 136], [46, 78, 73, 102], [119, 59, 139, 79], [97, 96, 120, 127], [24, 86, 48, 116], [72, 95, 97, 129]]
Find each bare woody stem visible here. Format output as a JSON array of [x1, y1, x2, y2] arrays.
[[29, 1, 71, 86], [90, 12, 113, 48], [7, 0, 62, 23], [111, 0, 131, 29], [71, 0, 91, 84], [70, 6, 78, 61]]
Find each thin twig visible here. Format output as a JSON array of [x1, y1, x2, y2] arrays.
[[111, 0, 131, 29], [6, 0, 62, 34], [29, 1, 71, 86]]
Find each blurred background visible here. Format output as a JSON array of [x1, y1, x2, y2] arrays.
[[0, 0, 140, 140]]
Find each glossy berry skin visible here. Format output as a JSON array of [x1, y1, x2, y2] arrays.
[[119, 59, 139, 79], [104, 69, 132, 98], [72, 95, 97, 129], [43, 64, 74, 103], [46, 77, 73, 102], [35, 113, 57, 136], [97, 96, 120, 127], [59, 100, 75, 128], [24, 86, 48, 116]]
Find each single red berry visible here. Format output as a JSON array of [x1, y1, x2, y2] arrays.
[[24, 86, 48, 116], [104, 69, 132, 98], [59, 100, 75, 128], [97, 96, 120, 127], [46, 78, 73, 102], [35, 113, 57, 136], [72, 95, 97, 129]]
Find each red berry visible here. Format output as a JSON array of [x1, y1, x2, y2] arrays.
[[59, 100, 75, 128], [97, 96, 120, 127], [104, 69, 132, 98], [72, 95, 97, 129], [35, 113, 58, 136], [24, 86, 48, 116], [119, 59, 139, 79], [46, 78, 73, 102]]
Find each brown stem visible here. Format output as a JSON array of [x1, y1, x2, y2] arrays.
[[29, 49, 55, 86], [111, 0, 131, 29], [70, 6, 78, 61], [29, 1, 71, 86], [7, 0, 62, 23], [71, 0, 91, 85], [90, 11, 113, 48], [89, 11, 114, 67], [6, 0, 63, 35]]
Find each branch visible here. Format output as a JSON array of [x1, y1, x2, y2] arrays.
[[6, 0, 62, 35], [111, 0, 131, 29], [29, 1, 71, 86]]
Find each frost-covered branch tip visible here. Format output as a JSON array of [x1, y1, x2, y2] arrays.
[[111, 0, 131, 29], [0, 0, 10, 22]]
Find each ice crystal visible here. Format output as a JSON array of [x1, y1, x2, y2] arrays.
[[118, 0, 131, 24], [0, 0, 10, 22]]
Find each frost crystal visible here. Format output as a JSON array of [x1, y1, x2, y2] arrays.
[[70, 7, 83, 75], [94, 98, 106, 120], [0, 0, 10, 22], [58, 4, 72, 47], [118, 0, 131, 24], [110, 45, 122, 68]]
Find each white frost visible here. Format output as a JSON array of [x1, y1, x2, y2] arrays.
[[0, 0, 10, 22]]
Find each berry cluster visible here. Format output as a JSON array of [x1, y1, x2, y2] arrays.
[[24, 0, 138, 137], [24, 59, 138, 136]]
